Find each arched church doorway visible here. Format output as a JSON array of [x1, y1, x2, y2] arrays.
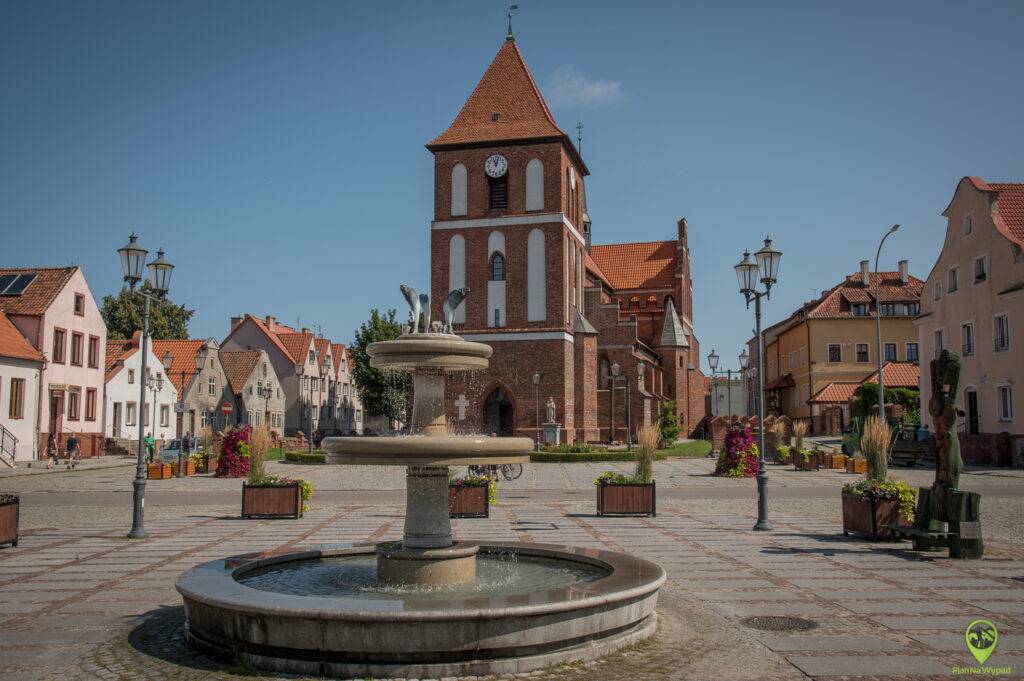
[[483, 387, 515, 437]]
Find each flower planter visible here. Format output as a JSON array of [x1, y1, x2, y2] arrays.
[[241, 482, 302, 519], [794, 453, 821, 471], [146, 463, 172, 480], [448, 484, 489, 518], [825, 453, 847, 470], [846, 458, 868, 474], [596, 481, 656, 517], [170, 460, 196, 476], [842, 493, 906, 540], [0, 496, 18, 548]]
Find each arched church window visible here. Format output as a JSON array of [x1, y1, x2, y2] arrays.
[[526, 158, 544, 211], [490, 253, 505, 281], [451, 163, 467, 216]]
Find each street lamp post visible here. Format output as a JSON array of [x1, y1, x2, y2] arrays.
[[118, 233, 174, 539], [532, 372, 541, 450], [176, 347, 206, 477], [708, 349, 719, 417], [610, 362, 634, 450], [735, 236, 782, 532], [874, 224, 900, 421], [258, 384, 273, 429]]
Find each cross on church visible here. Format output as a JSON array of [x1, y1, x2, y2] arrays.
[[455, 394, 470, 421], [576, 121, 584, 154]]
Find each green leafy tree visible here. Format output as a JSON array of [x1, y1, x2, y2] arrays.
[[658, 400, 679, 446], [100, 283, 194, 340], [849, 382, 919, 419], [351, 309, 411, 425]]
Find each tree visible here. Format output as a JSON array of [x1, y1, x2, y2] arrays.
[[849, 382, 919, 419], [351, 309, 411, 425], [658, 400, 679, 446], [101, 283, 194, 340]]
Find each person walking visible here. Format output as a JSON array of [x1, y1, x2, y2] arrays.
[[45, 433, 58, 469], [144, 432, 155, 463], [65, 433, 79, 470]]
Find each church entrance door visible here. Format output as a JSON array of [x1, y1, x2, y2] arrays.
[[483, 388, 514, 437]]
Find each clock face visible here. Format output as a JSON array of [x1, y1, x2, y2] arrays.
[[484, 154, 508, 178]]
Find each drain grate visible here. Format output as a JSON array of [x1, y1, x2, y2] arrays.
[[740, 615, 818, 632]]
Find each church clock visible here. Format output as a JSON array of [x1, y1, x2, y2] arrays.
[[484, 154, 508, 178]]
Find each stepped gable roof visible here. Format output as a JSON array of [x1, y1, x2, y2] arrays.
[[427, 40, 588, 174], [151, 339, 206, 393], [220, 350, 262, 395], [276, 332, 314, 365], [808, 271, 924, 318], [0, 309, 44, 362], [863, 361, 920, 389], [808, 382, 860, 404], [658, 300, 689, 348], [589, 240, 677, 291], [0, 266, 77, 316]]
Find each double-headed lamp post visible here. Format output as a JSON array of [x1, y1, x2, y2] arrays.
[[707, 349, 738, 418], [874, 224, 900, 421], [532, 372, 541, 450], [609, 361, 639, 450], [735, 236, 782, 532], [118, 232, 174, 540]]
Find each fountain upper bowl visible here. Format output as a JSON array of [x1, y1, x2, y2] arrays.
[[368, 333, 492, 372]]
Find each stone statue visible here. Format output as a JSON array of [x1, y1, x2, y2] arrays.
[[546, 397, 556, 424], [400, 285, 422, 334], [442, 287, 470, 334], [929, 349, 964, 513]]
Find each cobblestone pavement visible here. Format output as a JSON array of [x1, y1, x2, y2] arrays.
[[2, 491, 1024, 680]]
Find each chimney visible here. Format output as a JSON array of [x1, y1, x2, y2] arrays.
[[230, 316, 243, 332], [265, 315, 275, 331], [860, 260, 870, 287], [898, 259, 908, 284], [130, 329, 142, 349], [301, 327, 310, 334], [677, 217, 688, 243]]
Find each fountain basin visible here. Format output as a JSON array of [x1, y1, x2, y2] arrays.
[[323, 435, 533, 465], [176, 542, 665, 679]]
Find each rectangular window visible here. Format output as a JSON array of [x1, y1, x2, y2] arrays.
[[934, 329, 944, 358], [881, 303, 895, 316], [964, 212, 973, 235], [68, 388, 80, 420], [852, 303, 869, 316], [128, 369, 135, 384], [126, 401, 137, 426], [53, 328, 66, 363], [8, 378, 24, 419], [255, 410, 262, 426], [827, 344, 841, 363], [934, 281, 942, 301], [70, 332, 83, 366], [948, 268, 959, 292], [85, 388, 96, 421], [200, 410, 208, 428], [247, 410, 253, 424], [997, 385, 1013, 421], [74, 293, 85, 316], [961, 323, 975, 357], [856, 343, 869, 362], [974, 256, 987, 283], [494, 309, 502, 327], [906, 342, 919, 362], [884, 343, 898, 361], [160, 405, 169, 427], [88, 335, 100, 368], [208, 377, 215, 396], [994, 314, 1010, 352]]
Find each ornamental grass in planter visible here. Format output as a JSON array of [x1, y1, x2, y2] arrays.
[[241, 426, 312, 519], [595, 422, 658, 516], [448, 474, 494, 518], [0, 494, 19, 548], [770, 419, 788, 462], [842, 416, 915, 540]]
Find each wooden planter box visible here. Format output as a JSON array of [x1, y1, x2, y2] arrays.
[[824, 453, 847, 469], [241, 482, 302, 519], [846, 458, 868, 474], [793, 453, 821, 471], [596, 481, 656, 517], [146, 463, 172, 480], [448, 484, 489, 518], [842, 493, 905, 540], [170, 460, 196, 476], [0, 497, 18, 548]]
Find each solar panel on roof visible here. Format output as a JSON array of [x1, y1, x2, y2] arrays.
[[0, 275, 17, 294], [1, 273, 37, 296]]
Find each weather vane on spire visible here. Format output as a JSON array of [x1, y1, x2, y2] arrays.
[[576, 121, 584, 155], [506, 1, 519, 41]]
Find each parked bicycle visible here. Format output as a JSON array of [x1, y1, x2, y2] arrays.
[[468, 463, 523, 481]]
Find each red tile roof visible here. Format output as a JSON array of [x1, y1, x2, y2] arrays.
[[223, 314, 297, 364], [220, 350, 261, 395], [276, 332, 314, 365], [0, 266, 77, 316], [331, 343, 347, 375], [808, 382, 860, 404], [808, 271, 924, 318], [104, 337, 137, 382], [428, 40, 568, 150], [151, 339, 206, 394], [0, 310, 44, 362], [989, 182, 1024, 247], [589, 241, 677, 291], [584, 251, 611, 288], [862, 362, 920, 389], [314, 337, 331, 365]]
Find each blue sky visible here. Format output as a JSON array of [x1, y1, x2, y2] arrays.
[[3, 1, 1022, 374]]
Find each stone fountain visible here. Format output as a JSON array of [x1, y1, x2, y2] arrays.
[[176, 286, 665, 678]]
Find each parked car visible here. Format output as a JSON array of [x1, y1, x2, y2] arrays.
[[161, 439, 205, 462]]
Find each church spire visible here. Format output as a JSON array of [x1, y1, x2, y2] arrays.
[[506, 2, 518, 41]]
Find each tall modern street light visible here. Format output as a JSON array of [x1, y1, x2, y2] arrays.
[[735, 236, 782, 532], [118, 232, 174, 539], [873, 225, 900, 421], [532, 372, 541, 450]]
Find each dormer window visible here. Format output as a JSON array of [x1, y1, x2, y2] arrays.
[[852, 303, 869, 316], [490, 253, 505, 281]]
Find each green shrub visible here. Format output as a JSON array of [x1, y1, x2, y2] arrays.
[[776, 445, 791, 463], [284, 451, 326, 464], [532, 450, 668, 463], [843, 478, 917, 522], [658, 400, 679, 446]]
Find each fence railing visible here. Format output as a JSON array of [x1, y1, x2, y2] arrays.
[[0, 424, 17, 468]]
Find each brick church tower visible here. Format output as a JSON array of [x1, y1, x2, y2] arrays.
[[428, 36, 706, 442]]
